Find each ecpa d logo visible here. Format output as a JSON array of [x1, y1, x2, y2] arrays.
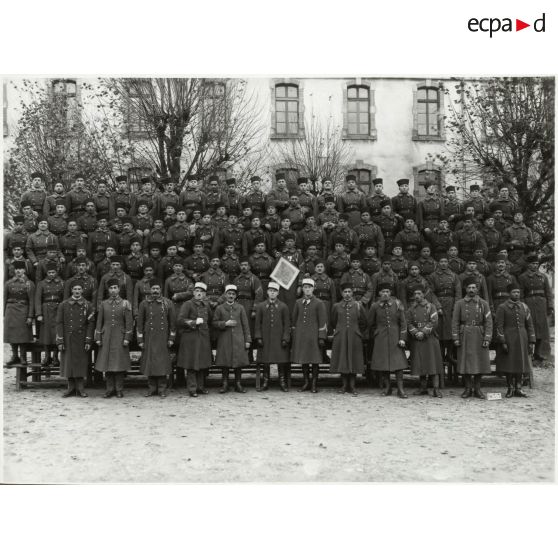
[[468, 13, 546, 37]]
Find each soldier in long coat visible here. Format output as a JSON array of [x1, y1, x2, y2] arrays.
[[495, 283, 535, 398], [35, 262, 65, 366], [176, 282, 213, 396], [451, 277, 493, 399], [291, 278, 328, 391], [517, 255, 553, 361], [137, 283, 176, 397], [406, 286, 444, 397], [94, 278, 133, 398], [4, 261, 35, 366], [330, 283, 368, 396], [254, 282, 291, 392], [367, 283, 409, 398], [55, 284, 95, 397], [213, 285, 252, 393]]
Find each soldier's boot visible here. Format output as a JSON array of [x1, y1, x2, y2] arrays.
[[219, 371, 230, 394], [473, 375, 485, 399], [514, 375, 528, 397], [261, 368, 270, 391], [145, 376, 158, 397], [348, 373, 358, 397], [234, 369, 246, 393], [461, 375, 473, 398], [298, 365, 311, 392], [104, 374, 116, 398], [337, 375, 348, 394], [413, 376, 429, 396], [62, 378, 76, 398], [278, 367, 289, 392], [396, 371, 408, 399], [6, 345, 20, 367], [75, 378, 88, 397], [159, 377, 168, 398], [381, 373, 392, 396], [311, 364, 319, 393], [505, 374, 515, 398], [432, 374, 442, 398]]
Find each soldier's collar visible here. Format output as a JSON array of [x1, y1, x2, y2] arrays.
[[69, 296, 85, 305]]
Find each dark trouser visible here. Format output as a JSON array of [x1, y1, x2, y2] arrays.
[[148, 376, 168, 394], [105, 372, 125, 393], [187, 369, 206, 392], [66, 378, 85, 392]]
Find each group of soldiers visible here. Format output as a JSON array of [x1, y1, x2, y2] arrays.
[[4, 170, 553, 400]]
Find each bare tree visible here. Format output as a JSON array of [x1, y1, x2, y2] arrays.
[[272, 102, 354, 195]]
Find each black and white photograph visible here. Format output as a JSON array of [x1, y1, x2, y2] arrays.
[[2, 74, 554, 484]]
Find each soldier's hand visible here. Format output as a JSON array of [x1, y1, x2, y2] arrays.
[[33, 262, 39, 266], [167, 340, 174, 348], [318, 339, 325, 348], [225, 319, 237, 327], [438, 309, 443, 316], [398, 340, 406, 348], [84, 343, 91, 351], [281, 340, 288, 348], [255, 338, 264, 348], [529, 343, 535, 356], [245, 342, 251, 350], [123, 340, 129, 347], [416, 332, 424, 340], [138, 342, 144, 349], [482, 340, 489, 348], [502, 343, 509, 353], [96, 340, 102, 346], [58, 344, 65, 351], [36, 315, 43, 322], [26, 318, 33, 326], [454, 340, 461, 347], [251, 312, 256, 319]]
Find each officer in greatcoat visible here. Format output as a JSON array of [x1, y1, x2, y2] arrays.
[[290, 278, 328, 392], [176, 282, 213, 396], [451, 276, 493, 399], [406, 286, 444, 397], [137, 283, 176, 397], [213, 285, 252, 393], [495, 283, 535, 398], [254, 282, 291, 392], [55, 284, 95, 397], [95, 278, 133, 398], [367, 283, 409, 398], [330, 282, 368, 396]]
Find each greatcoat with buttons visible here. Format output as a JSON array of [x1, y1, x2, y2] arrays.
[[254, 299, 291, 363], [212, 301, 252, 368], [176, 299, 213, 370], [290, 296, 327, 364], [330, 299, 368, 374], [35, 276, 65, 345], [4, 276, 35, 343]]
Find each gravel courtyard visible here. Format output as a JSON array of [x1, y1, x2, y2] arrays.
[[2, 356, 554, 483]]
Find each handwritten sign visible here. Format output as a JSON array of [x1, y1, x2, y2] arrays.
[[486, 392, 502, 401]]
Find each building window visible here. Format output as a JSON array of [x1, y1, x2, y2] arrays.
[[275, 84, 299, 136], [413, 167, 443, 202], [412, 82, 445, 141], [128, 166, 152, 193], [349, 168, 373, 196], [347, 86, 370, 136], [52, 79, 79, 122], [125, 81, 149, 135], [3, 82, 7, 137], [202, 81, 226, 135]]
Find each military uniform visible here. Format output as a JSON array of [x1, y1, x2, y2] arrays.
[[35, 276, 65, 346], [158, 255, 184, 282], [124, 253, 147, 284], [481, 226, 502, 262], [326, 252, 351, 293], [391, 192, 417, 222], [164, 273, 194, 313], [370, 270, 398, 303], [47, 214, 68, 236], [220, 254, 241, 279], [298, 191, 318, 218], [117, 230, 142, 256], [166, 222, 191, 255], [340, 269, 373, 306], [486, 271, 515, 313], [234, 272, 264, 339], [200, 268, 229, 307], [424, 229, 453, 260], [4, 276, 35, 344], [361, 255, 381, 277], [414, 255, 437, 277], [26, 231, 59, 264], [77, 212, 98, 234], [5, 257, 34, 280], [87, 228, 118, 264], [328, 227, 359, 256], [502, 223, 535, 263], [213, 301, 252, 368], [110, 191, 138, 219], [459, 270, 488, 300], [398, 274, 439, 310], [428, 268, 461, 341], [417, 194, 442, 230], [448, 256, 466, 275], [97, 271, 133, 308], [242, 189, 266, 218], [64, 272, 97, 306], [46, 193, 68, 216], [4, 230, 28, 258], [36, 256, 65, 282], [311, 272, 337, 325], [394, 229, 422, 261], [184, 253, 210, 281], [179, 188, 205, 217], [66, 186, 92, 221], [337, 190, 366, 228], [92, 193, 111, 221], [298, 225, 327, 257], [203, 190, 226, 215], [291, 296, 327, 364], [242, 228, 269, 256], [265, 188, 290, 215], [440, 197, 461, 226], [213, 224, 245, 256], [366, 193, 391, 224], [249, 253, 275, 292], [454, 227, 487, 261], [21, 188, 48, 217], [353, 222, 385, 257], [390, 255, 409, 281]]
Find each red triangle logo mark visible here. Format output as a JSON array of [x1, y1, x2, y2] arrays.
[[516, 19, 530, 31]]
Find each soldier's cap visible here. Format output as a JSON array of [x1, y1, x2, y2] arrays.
[[20, 202, 32, 209], [148, 241, 162, 251], [45, 261, 58, 271], [421, 243, 432, 250], [11, 241, 25, 249], [12, 261, 27, 270], [340, 282, 354, 291], [350, 254, 361, 261], [512, 209, 524, 216], [110, 255, 125, 264], [31, 171, 45, 180], [165, 203, 178, 211], [412, 285, 425, 293], [253, 235, 266, 245], [239, 257, 251, 265], [482, 213, 494, 221], [396, 178, 410, 187], [115, 175, 128, 183], [322, 176, 332, 183], [466, 257, 478, 264], [159, 177, 172, 185], [391, 242, 402, 250], [114, 204, 127, 211], [283, 232, 296, 241], [445, 186, 456, 193], [498, 183, 510, 190], [490, 203, 503, 212], [13, 215, 25, 224], [275, 173, 286, 181], [208, 175, 220, 183], [461, 206, 475, 215], [74, 172, 85, 180], [74, 256, 88, 264], [526, 254, 540, 263], [106, 277, 120, 288], [469, 183, 480, 192], [120, 217, 133, 224], [495, 254, 507, 262], [97, 179, 107, 186], [268, 282, 280, 291], [226, 178, 236, 186], [462, 276, 478, 288], [338, 213, 349, 221], [84, 198, 95, 206], [372, 178, 383, 186], [377, 282, 393, 293], [250, 176, 261, 183], [302, 278, 315, 287], [142, 259, 155, 270], [363, 242, 377, 249], [380, 199, 391, 208], [137, 200, 149, 208], [297, 177, 308, 185], [506, 282, 520, 293], [190, 204, 203, 212], [360, 209, 371, 215], [314, 258, 326, 266], [381, 258, 392, 264], [225, 284, 237, 293], [210, 252, 221, 260], [149, 280, 163, 289], [140, 177, 151, 184], [324, 195, 335, 203], [186, 174, 199, 181], [345, 174, 356, 182]]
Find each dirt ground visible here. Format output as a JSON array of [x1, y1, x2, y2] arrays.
[[2, 351, 554, 483]]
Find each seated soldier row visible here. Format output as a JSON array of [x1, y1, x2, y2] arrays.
[[5, 272, 538, 402]]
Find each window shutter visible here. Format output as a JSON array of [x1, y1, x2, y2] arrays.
[[412, 89, 418, 139]]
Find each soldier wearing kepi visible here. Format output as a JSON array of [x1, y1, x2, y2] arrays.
[[137, 283, 176, 398], [291, 278, 328, 393], [406, 286, 444, 398], [254, 282, 291, 392], [495, 283, 535, 398], [391, 178, 417, 223], [176, 282, 213, 397], [95, 278, 133, 398], [451, 276, 493, 399], [213, 285, 252, 394], [367, 283, 409, 398], [330, 282, 368, 396], [56, 284, 95, 397]]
